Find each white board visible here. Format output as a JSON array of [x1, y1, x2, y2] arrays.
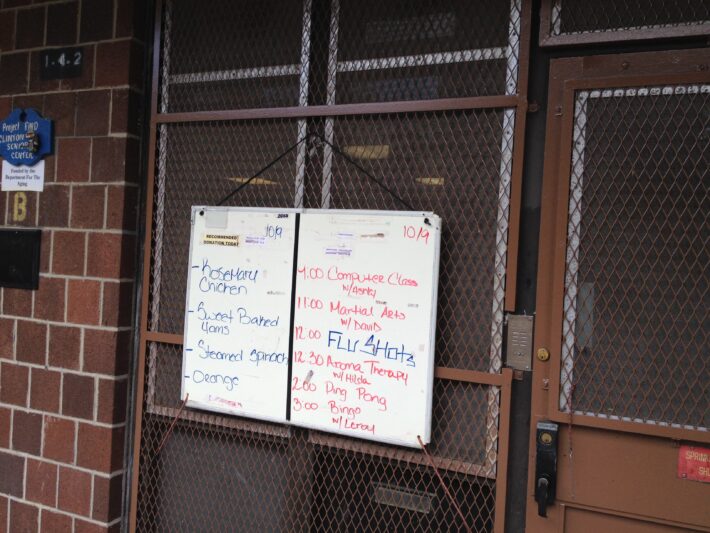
[[181, 207, 297, 423], [290, 210, 441, 447]]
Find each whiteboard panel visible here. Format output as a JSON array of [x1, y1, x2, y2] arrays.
[[181, 207, 297, 423], [290, 211, 441, 447]]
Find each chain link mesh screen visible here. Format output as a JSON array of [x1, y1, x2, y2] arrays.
[[160, 0, 521, 112], [550, 0, 710, 36], [138, 0, 523, 530], [561, 85, 709, 431], [138, 342, 500, 531]]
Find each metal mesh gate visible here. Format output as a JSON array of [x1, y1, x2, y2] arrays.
[[561, 85, 709, 431], [132, 1, 529, 531]]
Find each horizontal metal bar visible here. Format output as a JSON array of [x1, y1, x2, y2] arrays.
[[337, 47, 507, 73], [153, 95, 520, 124], [144, 330, 183, 344], [169, 64, 300, 84], [548, 410, 710, 444], [435, 366, 506, 386]]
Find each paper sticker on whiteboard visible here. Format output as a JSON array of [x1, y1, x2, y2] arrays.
[[290, 211, 441, 447], [181, 207, 297, 423]]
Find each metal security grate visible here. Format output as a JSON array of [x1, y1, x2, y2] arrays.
[[549, 0, 710, 36], [138, 343, 501, 532], [135, 0, 527, 530], [161, 0, 312, 112], [149, 110, 513, 373], [561, 85, 710, 431]]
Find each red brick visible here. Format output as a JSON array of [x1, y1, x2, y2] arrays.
[[48, 326, 81, 370], [70, 185, 105, 229], [84, 329, 131, 375], [76, 90, 110, 136], [92, 473, 123, 521], [16, 320, 47, 365], [91, 137, 139, 183], [30, 368, 61, 413], [12, 94, 43, 112], [3, 0, 33, 7], [0, 407, 10, 448], [80, 0, 114, 42], [106, 185, 138, 231], [38, 185, 70, 227], [0, 96, 13, 120], [43, 154, 56, 183], [110, 88, 140, 135], [97, 378, 127, 424], [87, 233, 136, 279], [61, 373, 94, 420], [3, 288, 32, 316], [77, 423, 124, 473], [0, 12, 15, 52], [0, 452, 25, 496], [101, 281, 133, 327], [0, 495, 6, 533], [26, 459, 57, 507], [52, 231, 85, 275], [7, 190, 38, 227], [15, 7, 44, 49], [34, 276, 66, 322], [56, 138, 91, 183], [0, 318, 13, 359], [67, 280, 101, 324], [12, 410, 42, 455], [29, 51, 61, 94], [43, 416, 75, 463], [95, 39, 141, 87], [40, 509, 72, 532], [43, 92, 75, 137], [0, 190, 6, 225], [46, 1, 78, 46], [39, 230, 50, 273], [0, 52, 29, 95], [60, 45, 94, 91], [57, 466, 91, 516], [0, 363, 28, 406], [9, 500, 37, 533]]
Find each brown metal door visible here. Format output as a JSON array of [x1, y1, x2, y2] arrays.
[[529, 49, 710, 532]]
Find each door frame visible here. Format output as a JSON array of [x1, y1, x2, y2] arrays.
[[528, 48, 710, 531]]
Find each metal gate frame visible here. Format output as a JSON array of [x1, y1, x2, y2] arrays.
[[535, 48, 710, 445], [128, 1, 533, 530]]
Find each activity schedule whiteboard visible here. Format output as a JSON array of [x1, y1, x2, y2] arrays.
[[181, 207, 297, 423], [290, 211, 441, 447], [181, 207, 441, 448]]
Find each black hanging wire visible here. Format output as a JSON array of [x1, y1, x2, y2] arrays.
[[310, 132, 415, 211], [216, 134, 310, 206], [215, 131, 415, 211]]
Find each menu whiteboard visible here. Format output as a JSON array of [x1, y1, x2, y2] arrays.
[[181, 207, 298, 423], [291, 211, 441, 447], [181, 207, 441, 448]]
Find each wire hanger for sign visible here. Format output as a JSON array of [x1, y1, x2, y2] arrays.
[[215, 131, 416, 212]]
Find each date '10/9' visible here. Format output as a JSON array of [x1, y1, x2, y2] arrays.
[[265, 225, 283, 239]]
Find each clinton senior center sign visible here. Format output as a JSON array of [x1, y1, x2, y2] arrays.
[[0, 108, 53, 192]]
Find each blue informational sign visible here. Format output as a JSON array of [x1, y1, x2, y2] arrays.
[[0, 108, 53, 167]]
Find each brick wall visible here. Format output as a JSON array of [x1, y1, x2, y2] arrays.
[[0, 1, 145, 531]]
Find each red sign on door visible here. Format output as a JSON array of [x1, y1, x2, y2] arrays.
[[678, 445, 710, 483]]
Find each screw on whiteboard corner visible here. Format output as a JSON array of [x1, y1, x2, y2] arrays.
[[199, 209, 205, 216], [424, 217, 431, 226]]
